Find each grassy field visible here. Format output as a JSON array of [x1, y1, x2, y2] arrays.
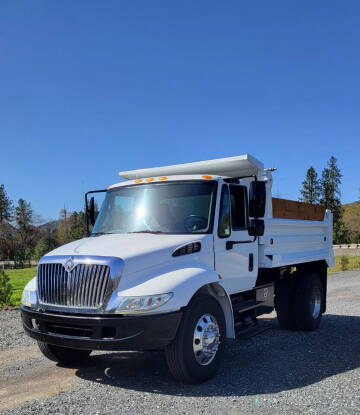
[[6, 267, 37, 306], [2, 257, 360, 307], [329, 255, 360, 273]]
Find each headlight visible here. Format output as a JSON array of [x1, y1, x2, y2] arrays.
[[116, 292, 173, 314], [22, 277, 38, 308]]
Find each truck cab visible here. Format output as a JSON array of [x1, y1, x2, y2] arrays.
[[21, 155, 334, 383]]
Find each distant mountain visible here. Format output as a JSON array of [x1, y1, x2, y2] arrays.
[[342, 201, 360, 239], [38, 220, 61, 231]]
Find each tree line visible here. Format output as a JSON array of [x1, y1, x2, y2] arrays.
[[0, 185, 87, 263], [299, 155, 356, 244]]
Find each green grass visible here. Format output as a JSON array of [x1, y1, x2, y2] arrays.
[[329, 255, 360, 273], [6, 267, 37, 306]]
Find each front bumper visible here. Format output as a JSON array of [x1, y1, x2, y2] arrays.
[[21, 305, 182, 351]]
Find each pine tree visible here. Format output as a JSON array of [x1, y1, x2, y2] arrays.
[[15, 199, 33, 230], [69, 211, 87, 241], [57, 206, 71, 244], [320, 156, 343, 224], [15, 199, 35, 261], [299, 166, 321, 204], [0, 185, 13, 222]]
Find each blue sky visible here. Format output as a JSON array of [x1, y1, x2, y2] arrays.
[[1, 0, 359, 221]]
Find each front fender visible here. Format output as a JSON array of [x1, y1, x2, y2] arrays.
[[115, 265, 222, 313]]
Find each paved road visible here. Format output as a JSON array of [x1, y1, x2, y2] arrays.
[[1, 270, 360, 415]]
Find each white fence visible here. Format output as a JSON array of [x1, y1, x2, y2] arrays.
[[333, 244, 360, 249], [0, 260, 38, 269]]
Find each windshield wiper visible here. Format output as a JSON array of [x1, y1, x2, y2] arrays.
[[127, 230, 165, 234]]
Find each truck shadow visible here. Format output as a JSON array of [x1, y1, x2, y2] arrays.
[[74, 313, 360, 397]]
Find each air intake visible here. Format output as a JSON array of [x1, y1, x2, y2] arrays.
[[172, 242, 201, 257]]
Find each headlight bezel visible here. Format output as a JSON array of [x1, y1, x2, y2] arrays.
[[115, 292, 173, 314]]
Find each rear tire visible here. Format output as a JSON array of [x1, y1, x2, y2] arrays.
[[37, 342, 91, 364], [293, 273, 324, 330], [275, 272, 324, 331], [165, 294, 226, 384], [275, 272, 298, 329]]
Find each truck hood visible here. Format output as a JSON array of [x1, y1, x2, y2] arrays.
[[46, 233, 211, 275]]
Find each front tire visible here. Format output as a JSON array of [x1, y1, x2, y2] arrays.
[[165, 294, 226, 384], [37, 342, 91, 364]]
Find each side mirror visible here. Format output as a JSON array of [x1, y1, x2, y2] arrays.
[[85, 189, 107, 236], [248, 219, 264, 237], [249, 181, 266, 218], [89, 197, 96, 226]]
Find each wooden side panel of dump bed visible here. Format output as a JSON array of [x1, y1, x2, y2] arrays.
[[272, 198, 326, 221]]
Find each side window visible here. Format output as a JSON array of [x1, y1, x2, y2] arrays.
[[229, 185, 248, 230], [218, 185, 231, 238]]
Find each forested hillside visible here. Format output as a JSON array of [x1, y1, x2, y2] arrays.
[[343, 201, 360, 243]]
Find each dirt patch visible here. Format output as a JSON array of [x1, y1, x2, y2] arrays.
[[0, 358, 78, 411], [0, 345, 38, 367]]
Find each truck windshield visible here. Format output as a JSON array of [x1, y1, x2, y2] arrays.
[[91, 181, 216, 235]]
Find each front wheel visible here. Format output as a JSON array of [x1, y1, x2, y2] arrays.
[[165, 294, 226, 384], [37, 342, 91, 364]]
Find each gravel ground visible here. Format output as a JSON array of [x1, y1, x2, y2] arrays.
[[0, 309, 33, 351], [1, 270, 360, 415]]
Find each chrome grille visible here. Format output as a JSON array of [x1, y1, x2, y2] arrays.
[[37, 263, 110, 308]]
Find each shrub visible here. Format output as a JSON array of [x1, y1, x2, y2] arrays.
[[340, 255, 350, 271], [0, 269, 13, 307]]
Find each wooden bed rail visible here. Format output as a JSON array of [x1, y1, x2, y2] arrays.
[[272, 198, 326, 221]]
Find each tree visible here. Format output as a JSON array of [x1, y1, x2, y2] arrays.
[[0, 184, 13, 223], [320, 156, 345, 244], [34, 233, 58, 260], [0, 222, 16, 260], [69, 211, 87, 241], [15, 199, 36, 261], [57, 206, 71, 245], [0, 269, 13, 307], [320, 156, 343, 224], [333, 221, 350, 244], [15, 199, 33, 229], [299, 166, 321, 204]]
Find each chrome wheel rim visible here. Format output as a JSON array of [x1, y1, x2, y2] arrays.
[[193, 314, 220, 366], [311, 285, 322, 319]]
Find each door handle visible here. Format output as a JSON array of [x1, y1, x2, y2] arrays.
[[226, 239, 254, 250], [249, 253, 254, 271]]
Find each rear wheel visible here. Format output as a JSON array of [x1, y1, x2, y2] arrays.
[[165, 294, 225, 383], [38, 342, 91, 364], [275, 272, 297, 329], [275, 272, 324, 331], [293, 273, 324, 330]]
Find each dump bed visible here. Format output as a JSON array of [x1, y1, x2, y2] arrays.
[[259, 198, 334, 268]]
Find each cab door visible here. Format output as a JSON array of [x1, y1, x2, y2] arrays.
[[214, 182, 258, 294]]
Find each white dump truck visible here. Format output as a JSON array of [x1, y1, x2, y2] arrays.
[[21, 155, 334, 383]]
